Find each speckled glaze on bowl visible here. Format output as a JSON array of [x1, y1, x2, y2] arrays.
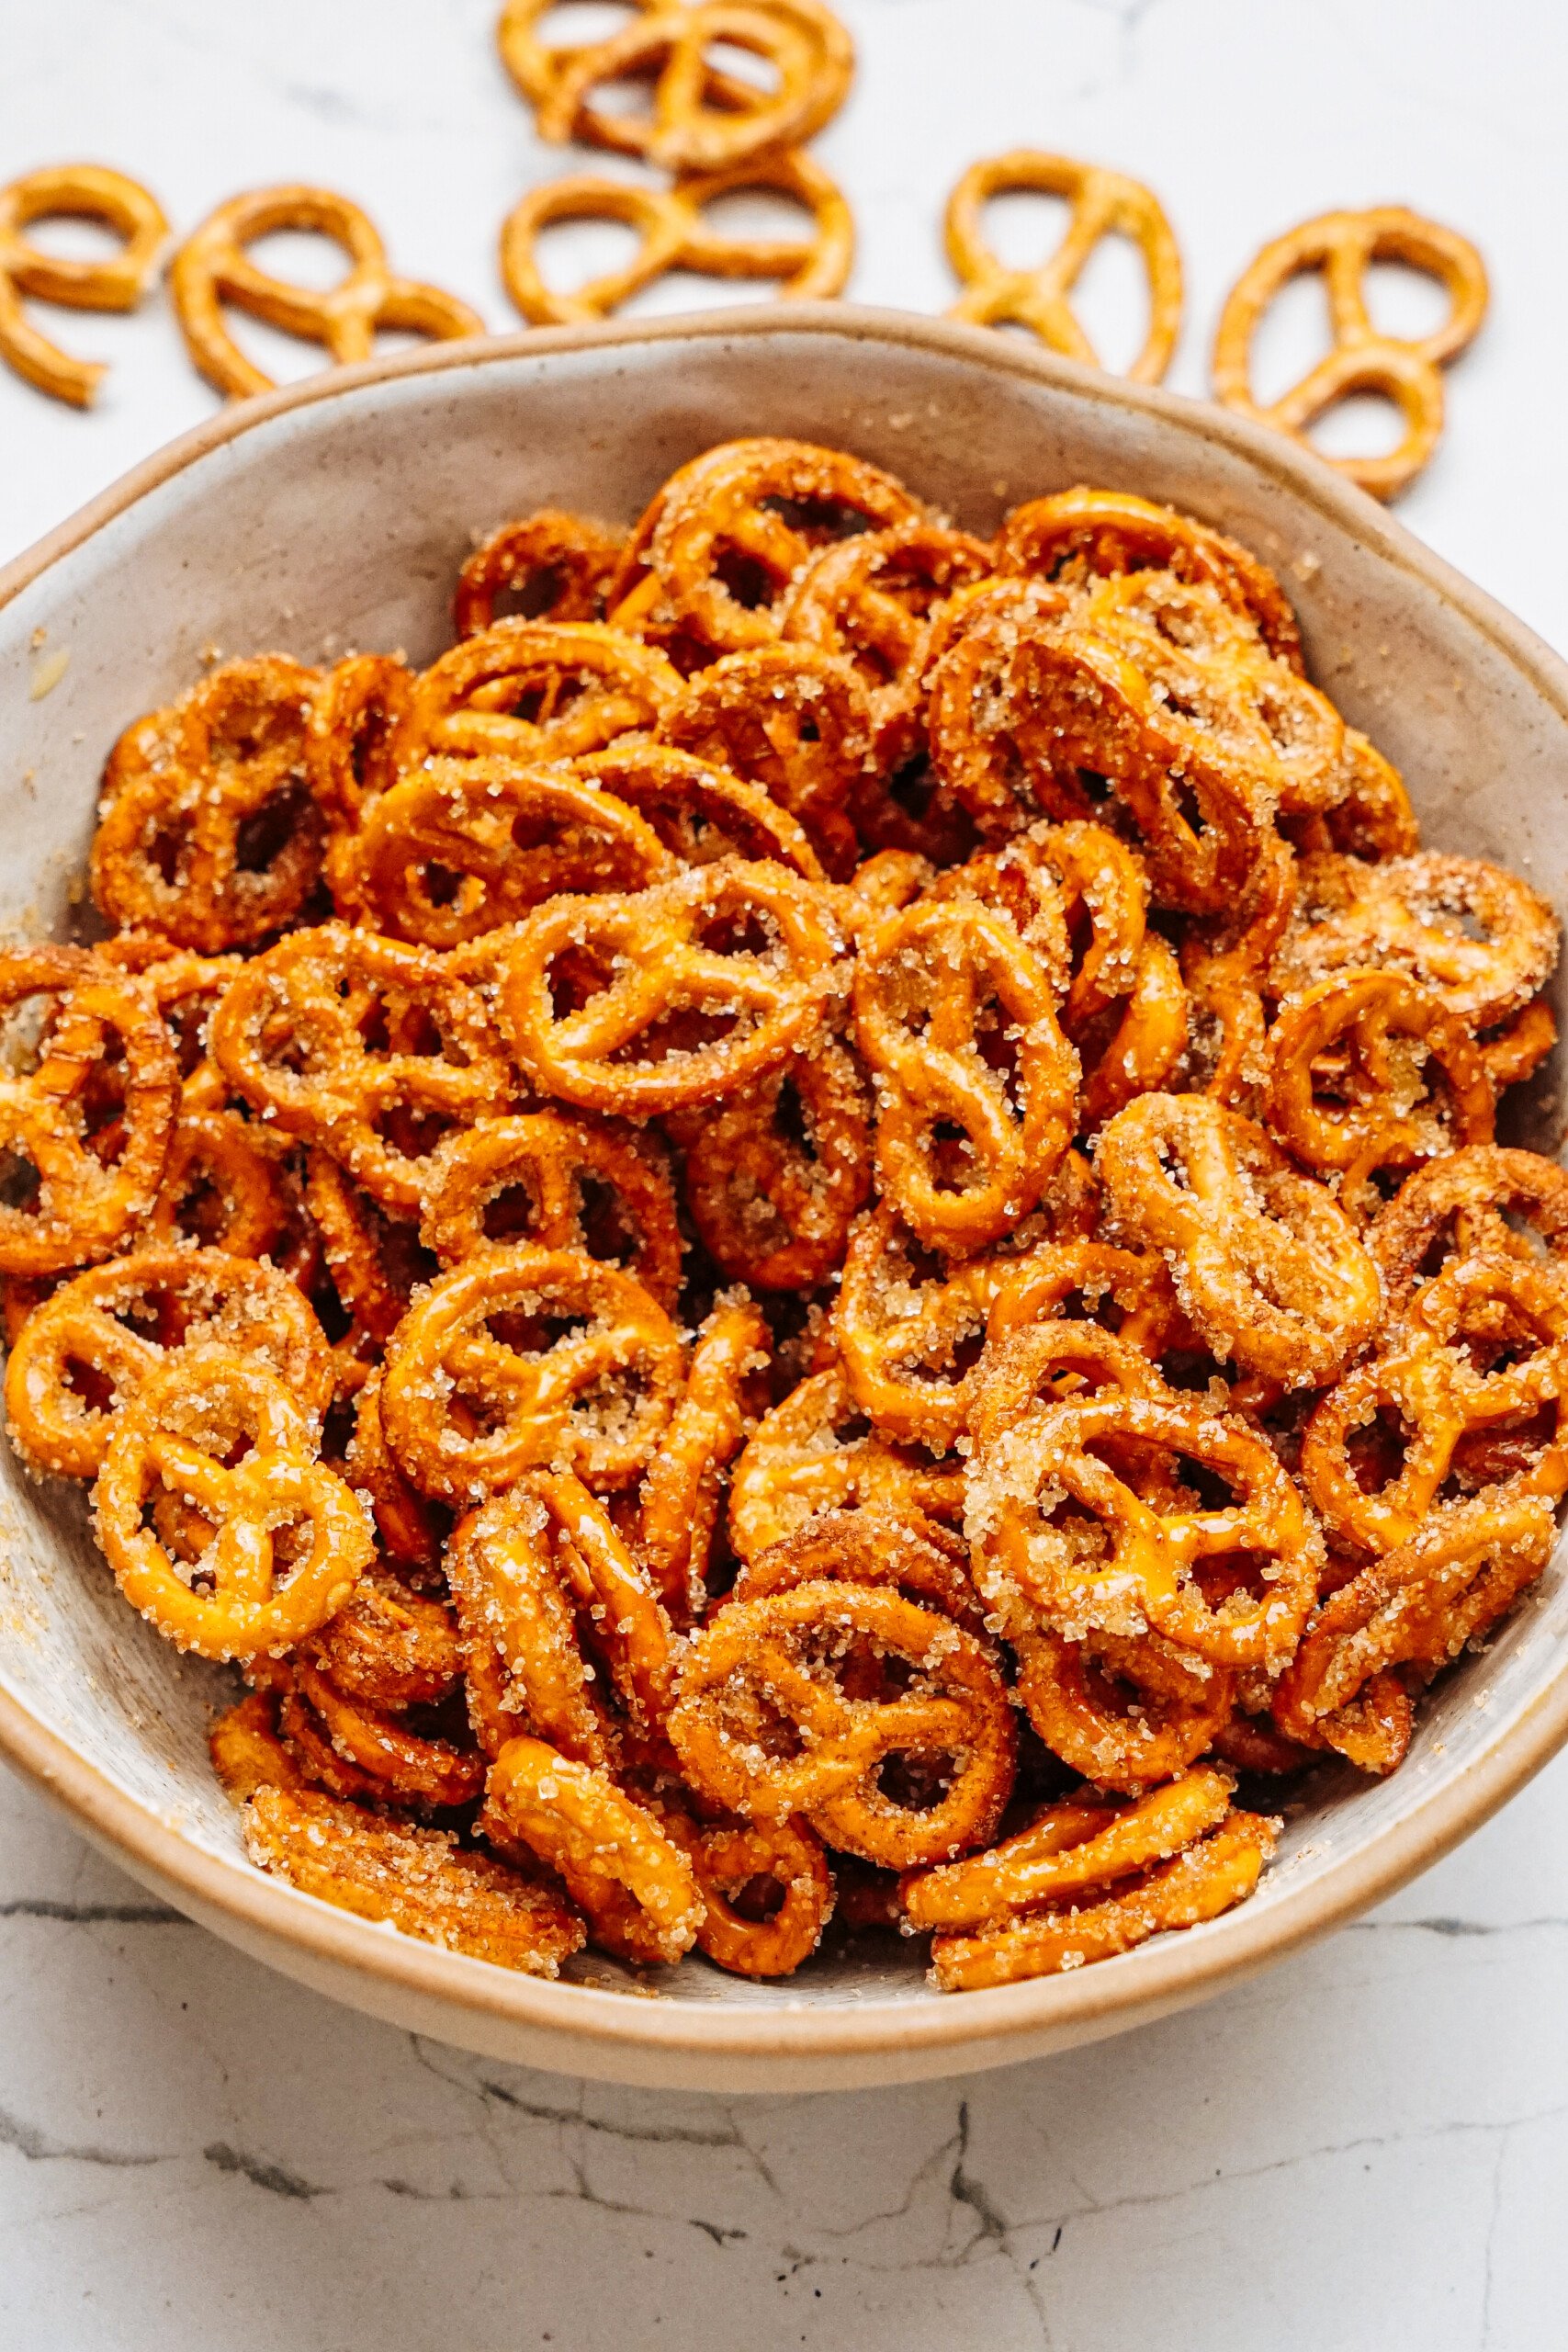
[[2, 309, 1566, 2093]]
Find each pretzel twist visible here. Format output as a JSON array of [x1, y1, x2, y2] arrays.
[[171, 185, 482, 402], [1213, 206, 1488, 500], [945, 151, 1182, 384], [501, 150, 852, 328], [0, 164, 169, 406]]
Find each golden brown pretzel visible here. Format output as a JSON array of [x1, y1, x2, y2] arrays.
[[668, 1032, 871, 1291], [636, 1294, 771, 1618], [346, 756, 674, 947], [500, 857, 841, 1117], [728, 1361, 964, 1561], [243, 1778, 585, 1973], [0, 947, 179, 1275], [671, 1579, 1016, 1865], [968, 1385, 1323, 1669], [853, 893, 1077, 1251], [1096, 1092, 1383, 1386], [0, 164, 169, 406], [1212, 206, 1489, 500], [381, 1245, 684, 1501], [209, 922, 513, 1214], [171, 184, 483, 402], [499, 0, 853, 172], [997, 486, 1303, 669], [482, 1735, 704, 1966], [927, 1811, 1276, 1989], [945, 151, 1182, 383], [5, 1245, 333, 1481], [92, 657, 324, 953], [658, 645, 873, 879], [454, 512, 625, 638], [501, 150, 852, 327], [92, 1348, 373, 1660], [411, 619, 681, 764], [420, 1111, 682, 1307]]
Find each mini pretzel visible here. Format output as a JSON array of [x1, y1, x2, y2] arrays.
[[1274, 1491, 1554, 1769], [92, 658, 323, 953], [0, 164, 169, 407], [928, 1811, 1276, 1990], [985, 1241, 1192, 1363], [944, 151, 1183, 385], [853, 895, 1077, 1252], [412, 619, 682, 764], [499, 0, 852, 172], [1096, 1093, 1383, 1386], [304, 1151, 431, 1386], [637, 1295, 771, 1617], [482, 1735, 704, 1966], [1075, 567, 1347, 818], [455, 513, 625, 638], [997, 487, 1303, 669], [0, 947, 179, 1275], [633, 436, 923, 655], [420, 1111, 682, 1307], [381, 1246, 684, 1500], [1212, 207, 1489, 500], [93, 1349, 373, 1659], [668, 1033, 871, 1291], [969, 1386, 1322, 1668], [307, 1569, 463, 1714], [209, 922, 513, 1214], [659, 646, 873, 879], [728, 1362, 964, 1562], [1300, 1254, 1568, 1554], [347, 757, 674, 947], [500, 857, 840, 1117], [654, 1800, 834, 1977], [451, 1485, 620, 1773], [732, 1507, 986, 1638], [500, 150, 852, 329], [670, 1579, 1016, 1865], [782, 524, 998, 778], [577, 742, 824, 881], [1272, 853, 1560, 1032], [171, 184, 482, 403], [902, 1765, 1235, 1929], [836, 1203, 1010, 1451], [1013, 1630, 1236, 1793], [1370, 1147, 1568, 1313], [1179, 831, 1297, 1111], [144, 1107, 295, 1262], [344, 1369, 449, 1578], [243, 1780, 585, 1973], [5, 1245, 333, 1480], [1264, 968, 1495, 1215], [94, 938, 244, 1114], [281, 1657, 486, 1811]]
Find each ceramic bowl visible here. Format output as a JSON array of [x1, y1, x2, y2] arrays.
[[2, 308, 1565, 2093]]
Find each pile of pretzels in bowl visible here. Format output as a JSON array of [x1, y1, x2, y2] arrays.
[[5, 431, 1564, 1996]]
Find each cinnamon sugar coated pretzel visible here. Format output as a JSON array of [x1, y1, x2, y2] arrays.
[[7, 434, 1562, 1997]]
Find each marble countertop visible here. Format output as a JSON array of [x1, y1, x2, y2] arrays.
[[3, 3, 1567, 2344]]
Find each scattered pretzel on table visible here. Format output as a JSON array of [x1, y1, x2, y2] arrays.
[[499, 149, 852, 326], [944, 150, 1183, 383], [1212, 205, 1489, 499], [170, 184, 485, 401], [497, 0, 853, 174], [0, 164, 169, 406]]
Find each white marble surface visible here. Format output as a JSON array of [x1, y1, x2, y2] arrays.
[[3, 2, 1568, 2343]]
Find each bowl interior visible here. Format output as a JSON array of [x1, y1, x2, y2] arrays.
[[2, 313, 1566, 2046]]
